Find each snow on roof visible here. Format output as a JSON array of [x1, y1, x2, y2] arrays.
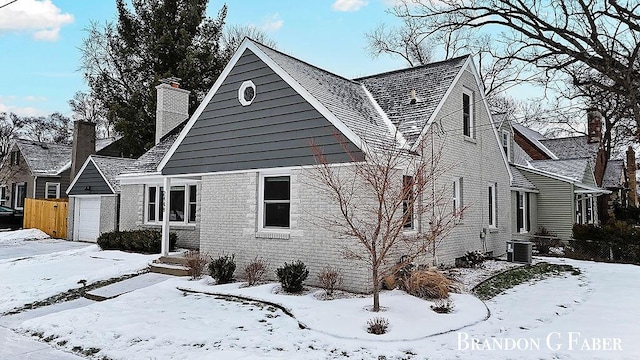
[[511, 123, 557, 159], [356, 55, 468, 146], [528, 158, 590, 182], [125, 133, 179, 174], [602, 159, 625, 189], [90, 155, 138, 192], [539, 136, 599, 165], [513, 143, 533, 166], [511, 165, 537, 190], [254, 42, 396, 150]]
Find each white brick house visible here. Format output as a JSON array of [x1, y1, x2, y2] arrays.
[[117, 39, 512, 292]]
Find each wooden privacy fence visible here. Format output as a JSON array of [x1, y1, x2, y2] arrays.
[[23, 198, 68, 239]]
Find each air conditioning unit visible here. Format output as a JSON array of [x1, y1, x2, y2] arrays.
[[506, 240, 533, 264]]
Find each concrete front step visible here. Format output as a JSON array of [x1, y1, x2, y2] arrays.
[[157, 255, 190, 266], [150, 262, 190, 276]]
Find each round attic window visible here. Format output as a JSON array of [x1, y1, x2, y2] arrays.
[[238, 80, 256, 106]]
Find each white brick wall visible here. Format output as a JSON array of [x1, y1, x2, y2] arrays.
[[119, 183, 201, 249]]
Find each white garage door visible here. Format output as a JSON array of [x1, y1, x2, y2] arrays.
[[73, 197, 101, 242]]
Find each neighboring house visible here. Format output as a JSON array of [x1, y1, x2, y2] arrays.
[[0, 123, 120, 213], [504, 112, 623, 240], [102, 38, 512, 292], [66, 156, 137, 242]]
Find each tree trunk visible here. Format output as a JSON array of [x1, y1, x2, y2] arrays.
[[372, 265, 380, 312]]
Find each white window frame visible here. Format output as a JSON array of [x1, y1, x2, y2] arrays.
[[453, 177, 463, 218], [258, 172, 291, 231], [488, 182, 497, 228], [144, 184, 196, 225], [45, 182, 60, 199], [14, 182, 26, 210], [0, 185, 6, 205], [462, 90, 474, 138], [518, 191, 529, 233], [502, 130, 511, 159]]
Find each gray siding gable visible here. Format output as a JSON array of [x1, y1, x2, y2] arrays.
[[68, 161, 113, 195], [162, 49, 360, 176]]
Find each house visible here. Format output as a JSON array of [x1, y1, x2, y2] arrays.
[[90, 39, 509, 292], [0, 121, 120, 213], [502, 112, 624, 241]]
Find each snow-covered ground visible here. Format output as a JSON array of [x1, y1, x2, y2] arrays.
[[18, 257, 640, 359], [0, 229, 88, 260], [0, 244, 159, 314]]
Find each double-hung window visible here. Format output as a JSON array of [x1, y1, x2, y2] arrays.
[[402, 175, 414, 229], [453, 177, 463, 218], [502, 130, 511, 159], [462, 91, 474, 138], [145, 184, 197, 224], [45, 182, 60, 199], [516, 191, 529, 233], [0, 186, 6, 204], [261, 175, 290, 229], [488, 183, 497, 228]]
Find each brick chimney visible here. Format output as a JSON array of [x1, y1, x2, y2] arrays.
[[587, 109, 603, 143], [627, 146, 638, 207], [156, 77, 190, 144], [71, 121, 96, 181]]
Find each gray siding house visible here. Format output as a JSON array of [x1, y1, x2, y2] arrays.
[[112, 39, 511, 292]]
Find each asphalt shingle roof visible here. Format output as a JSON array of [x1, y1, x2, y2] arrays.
[[539, 136, 599, 164], [125, 133, 179, 174], [90, 156, 138, 192], [511, 165, 537, 190], [16, 140, 71, 175], [254, 42, 397, 149], [356, 56, 468, 146], [528, 158, 590, 182], [513, 143, 533, 166], [602, 159, 625, 189]]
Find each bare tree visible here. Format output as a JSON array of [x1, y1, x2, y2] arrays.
[[309, 135, 463, 312], [17, 113, 72, 145], [220, 24, 277, 63], [0, 112, 24, 160], [69, 91, 113, 138], [387, 0, 640, 139]]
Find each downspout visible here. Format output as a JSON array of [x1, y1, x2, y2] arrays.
[[161, 176, 171, 256], [33, 176, 37, 198]]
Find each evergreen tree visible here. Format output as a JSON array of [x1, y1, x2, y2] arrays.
[[80, 0, 227, 156]]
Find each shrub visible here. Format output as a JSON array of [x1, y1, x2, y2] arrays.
[[366, 317, 389, 335], [458, 250, 485, 268], [97, 230, 177, 253], [431, 298, 454, 314], [185, 251, 208, 280], [276, 260, 309, 293], [243, 257, 268, 286], [531, 227, 562, 255], [401, 270, 451, 299], [572, 222, 640, 264], [317, 266, 343, 296], [209, 254, 236, 284]]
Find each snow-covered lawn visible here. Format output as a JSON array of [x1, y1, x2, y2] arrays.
[[0, 244, 159, 314], [18, 257, 640, 359]]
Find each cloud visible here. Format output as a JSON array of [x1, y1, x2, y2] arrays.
[[0, 0, 73, 41], [0, 96, 48, 116], [332, 0, 368, 12], [261, 13, 283, 32]]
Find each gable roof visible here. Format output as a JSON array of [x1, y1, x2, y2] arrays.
[[356, 55, 469, 146], [15, 140, 72, 175], [602, 159, 625, 189], [511, 165, 538, 191], [512, 123, 557, 159], [67, 155, 138, 194], [126, 132, 179, 175]]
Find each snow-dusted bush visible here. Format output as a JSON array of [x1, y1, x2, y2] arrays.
[[209, 254, 236, 284], [276, 260, 308, 293]]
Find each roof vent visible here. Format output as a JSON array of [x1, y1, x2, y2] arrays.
[[409, 89, 421, 104]]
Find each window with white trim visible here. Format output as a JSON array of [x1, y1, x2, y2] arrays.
[[488, 182, 497, 228], [462, 91, 474, 138], [145, 184, 196, 224], [502, 130, 511, 160], [14, 182, 26, 210], [402, 175, 414, 229], [0, 186, 6, 204], [575, 195, 596, 224], [45, 182, 60, 199], [516, 191, 529, 233], [260, 175, 290, 229], [453, 177, 463, 217]]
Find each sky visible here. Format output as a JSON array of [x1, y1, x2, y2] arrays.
[[0, 0, 413, 117]]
